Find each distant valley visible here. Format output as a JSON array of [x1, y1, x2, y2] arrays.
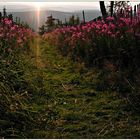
[[8, 10, 101, 31]]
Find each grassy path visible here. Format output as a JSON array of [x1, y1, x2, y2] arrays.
[[27, 38, 140, 138]]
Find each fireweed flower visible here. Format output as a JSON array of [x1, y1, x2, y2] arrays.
[[43, 7, 140, 59], [106, 16, 115, 21], [0, 18, 35, 53]]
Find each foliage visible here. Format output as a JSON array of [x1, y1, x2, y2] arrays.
[[27, 40, 140, 138], [0, 16, 37, 138], [43, 13, 140, 69], [43, 8, 140, 110], [39, 14, 81, 35], [0, 18, 35, 59], [100, 1, 129, 17], [113, 1, 130, 15], [0, 56, 35, 138], [68, 15, 80, 26], [45, 15, 56, 32], [1, 6, 140, 139], [39, 25, 46, 35]]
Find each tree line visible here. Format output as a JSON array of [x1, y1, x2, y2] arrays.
[[39, 14, 81, 35], [0, 7, 30, 29]]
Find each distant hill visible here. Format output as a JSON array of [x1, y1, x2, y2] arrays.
[[8, 10, 101, 31]]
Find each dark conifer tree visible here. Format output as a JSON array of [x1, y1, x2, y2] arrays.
[[3, 6, 7, 18]]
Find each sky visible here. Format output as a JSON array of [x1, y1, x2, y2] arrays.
[[0, 2, 100, 12], [0, 2, 139, 12]]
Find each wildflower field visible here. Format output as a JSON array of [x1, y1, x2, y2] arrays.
[[44, 14, 140, 68], [0, 6, 140, 138]]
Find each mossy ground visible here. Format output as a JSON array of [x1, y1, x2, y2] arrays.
[[1, 38, 140, 138]]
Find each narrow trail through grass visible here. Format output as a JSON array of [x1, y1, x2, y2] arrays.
[[35, 36, 45, 68], [28, 37, 140, 138]]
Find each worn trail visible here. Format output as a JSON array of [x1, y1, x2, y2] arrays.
[[30, 38, 140, 138]]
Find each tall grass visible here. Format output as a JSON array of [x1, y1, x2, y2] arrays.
[[0, 18, 38, 138]]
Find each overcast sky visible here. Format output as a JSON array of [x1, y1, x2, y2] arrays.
[[0, 2, 100, 12], [0, 2, 139, 12]]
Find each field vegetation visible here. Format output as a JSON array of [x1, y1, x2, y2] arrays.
[[0, 5, 140, 138]]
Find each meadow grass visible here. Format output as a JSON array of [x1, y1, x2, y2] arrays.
[[1, 37, 140, 138]]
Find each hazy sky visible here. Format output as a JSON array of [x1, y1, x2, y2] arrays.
[[0, 2, 100, 12], [0, 2, 139, 12]]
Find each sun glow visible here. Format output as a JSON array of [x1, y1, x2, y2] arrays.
[[35, 3, 41, 32], [33, 2, 43, 9]]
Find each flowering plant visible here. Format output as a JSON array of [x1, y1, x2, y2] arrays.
[[0, 18, 35, 58], [44, 11, 139, 66]]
